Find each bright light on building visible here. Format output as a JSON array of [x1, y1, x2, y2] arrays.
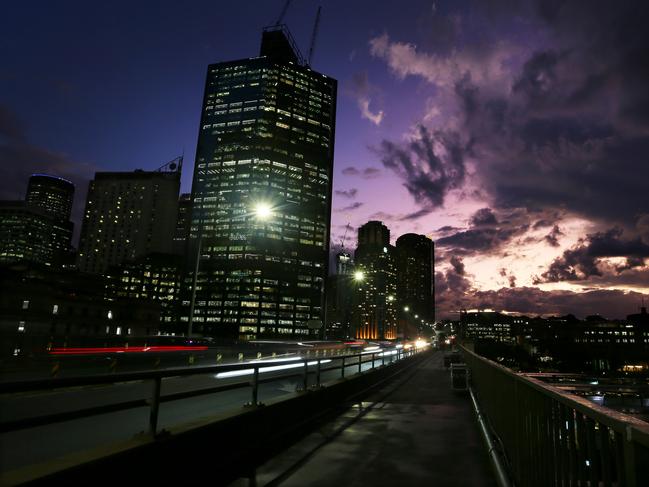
[[253, 202, 274, 220], [404, 306, 410, 312], [353, 270, 365, 282]]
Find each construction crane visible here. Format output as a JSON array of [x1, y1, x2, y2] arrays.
[[339, 222, 351, 252], [307, 5, 322, 66], [275, 0, 292, 26]]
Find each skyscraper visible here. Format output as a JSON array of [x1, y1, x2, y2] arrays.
[[188, 26, 337, 340], [26, 174, 74, 222], [396, 233, 434, 333], [353, 221, 397, 340], [78, 165, 181, 274], [0, 174, 74, 267], [325, 251, 355, 339]]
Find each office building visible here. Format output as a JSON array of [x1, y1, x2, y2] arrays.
[[0, 174, 75, 267], [352, 221, 397, 340], [78, 165, 181, 275], [395, 233, 434, 328], [26, 174, 74, 222], [187, 26, 337, 340]]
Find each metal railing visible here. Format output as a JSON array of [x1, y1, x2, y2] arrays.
[[460, 345, 649, 487], [0, 347, 420, 438]]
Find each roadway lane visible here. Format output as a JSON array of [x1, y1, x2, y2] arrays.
[[0, 351, 401, 471]]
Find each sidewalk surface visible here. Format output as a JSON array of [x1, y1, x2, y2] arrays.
[[232, 350, 497, 487]]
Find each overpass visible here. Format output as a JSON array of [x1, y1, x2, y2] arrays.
[[1, 344, 647, 486]]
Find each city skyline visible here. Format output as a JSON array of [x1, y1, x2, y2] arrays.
[[2, 0, 649, 319]]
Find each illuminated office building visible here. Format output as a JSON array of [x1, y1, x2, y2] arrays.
[[0, 174, 74, 267], [352, 221, 397, 340], [395, 233, 434, 325], [188, 26, 337, 340], [26, 174, 74, 222], [78, 166, 181, 275]]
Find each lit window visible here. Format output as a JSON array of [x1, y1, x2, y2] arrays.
[[52, 304, 59, 315], [22, 300, 29, 310], [116, 326, 122, 335], [18, 321, 25, 332]]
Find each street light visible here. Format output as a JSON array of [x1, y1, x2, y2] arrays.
[[253, 201, 274, 220]]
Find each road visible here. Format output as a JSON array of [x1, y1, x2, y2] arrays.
[[0, 350, 403, 472]]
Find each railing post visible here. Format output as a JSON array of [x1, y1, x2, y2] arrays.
[[372, 352, 375, 369], [341, 356, 345, 378], [149, 376, 161, 436], [303, 360, 308, 391], [382, 350, 385, 366], [251, 365, 259, 406], [358, 354, 362, 374], [316, 359, 321, 387]]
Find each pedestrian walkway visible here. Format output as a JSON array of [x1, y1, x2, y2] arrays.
[[232, 351, 496, 487]]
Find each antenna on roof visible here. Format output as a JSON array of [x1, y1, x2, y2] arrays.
[[307, 5, 322, 66], [275, 0, 292, 26], [157, 155, 183, 173]]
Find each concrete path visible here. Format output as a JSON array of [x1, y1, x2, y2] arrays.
[[233, 350, 496, 487]]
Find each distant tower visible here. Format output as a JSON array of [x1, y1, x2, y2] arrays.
[[353, 221, 397, 340], [78, 165, 181, 274], [26, 174, 74, 222], [396, 233, 434, 330]]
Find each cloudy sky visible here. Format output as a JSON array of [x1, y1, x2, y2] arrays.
[[2, 0, 648, 319]]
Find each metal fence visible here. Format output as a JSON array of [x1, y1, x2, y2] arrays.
[[1, 347, 420, 438], [460, 345, 649, 487]]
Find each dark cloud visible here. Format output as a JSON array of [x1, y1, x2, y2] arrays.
[[544, 224, 564, 247], [375, 125, 467, 209], [400, 208, 432, 221], [536, 228, 649, 283], [335, 201, 364, 212], [362, 167, 381, 179], [375, 1, 649, 230], [341, 167, 381, 179], [437, 285, 648, 320], [450, 256, 466, 275], [341, 167, 359, 176], [470, 208, 498, 226], [335, 188, 358, 199]]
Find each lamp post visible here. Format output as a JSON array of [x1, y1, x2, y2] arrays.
[[186, 200, 275, 337]]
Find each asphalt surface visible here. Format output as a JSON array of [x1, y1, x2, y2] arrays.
[[230, 351, 496, 487]]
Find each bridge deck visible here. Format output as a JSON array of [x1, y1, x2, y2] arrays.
[[233, 351, 496, 487]]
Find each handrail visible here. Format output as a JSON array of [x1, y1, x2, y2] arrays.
[[0, 348, 420, 437], [459, 344, 649, 486]]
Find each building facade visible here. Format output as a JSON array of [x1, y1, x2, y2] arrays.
[[325, 251, 355, 339], [26, 174, 74, 222], [0, 174, 75, 267], [78, 168, 181, 274], [396, 233, 434, 330], [187, 26, 337, 340], [352, 221, 397, 340]]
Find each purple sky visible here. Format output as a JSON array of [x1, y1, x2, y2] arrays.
[[2, 0, 648, 319]]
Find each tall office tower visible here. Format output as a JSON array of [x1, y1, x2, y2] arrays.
[[26, 174, 74, 222], [172, 193, 192, 256], [353, 221, 397, 340], [188, 26, 337, 340], [77, 165, 181, 275], [396, 234, 434, 333]]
